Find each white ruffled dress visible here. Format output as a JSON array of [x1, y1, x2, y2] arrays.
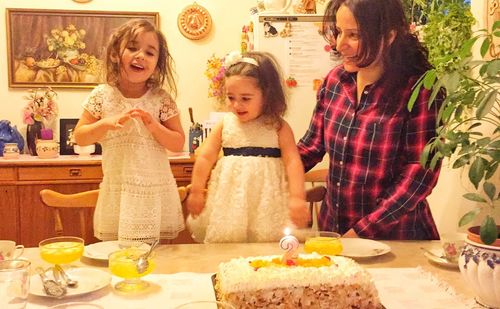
[[187, 113, 289, 243], [83, 84, 185, 243]]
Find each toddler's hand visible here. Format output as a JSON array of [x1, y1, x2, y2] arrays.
[[288, 197, 310, 228], [186, 191, 206, 217]]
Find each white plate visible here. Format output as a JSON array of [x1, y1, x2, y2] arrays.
[[423, 248, 459, 268], [30, 267, 111, 298], [84, 241, 150, 261], [340, 238, 391, 258]]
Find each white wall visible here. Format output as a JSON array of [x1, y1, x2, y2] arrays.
[[0, 0, 489, 235]]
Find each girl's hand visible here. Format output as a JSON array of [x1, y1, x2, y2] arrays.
[[288, 197, 310, 228], [103, 113, 132, 130], [129, 108, 155, 129], [186, 190, 206, 217]]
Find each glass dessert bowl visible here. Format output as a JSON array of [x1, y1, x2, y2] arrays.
[[39, 236, 84, 265], [108, 247, 156, 293], [304, 231, 343, 255]]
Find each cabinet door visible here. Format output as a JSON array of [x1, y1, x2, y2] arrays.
[[0, 185, 19, 242], [18, 183, 99, 247]]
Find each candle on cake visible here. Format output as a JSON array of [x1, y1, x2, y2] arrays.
[[280, 227, 299, 264]]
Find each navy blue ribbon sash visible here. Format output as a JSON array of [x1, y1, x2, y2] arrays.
[[223, 147, 281, 158]]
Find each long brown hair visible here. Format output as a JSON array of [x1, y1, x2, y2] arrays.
[[224, 51, 287, 128], [105, 19, 177, 97], [322, 0, 431, 96]]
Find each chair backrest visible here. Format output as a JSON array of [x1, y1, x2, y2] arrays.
[[305, 169, 328, 187], [40, 186, 190, 242], [39, 189, 99, 241], [305, 185, 326, 229]]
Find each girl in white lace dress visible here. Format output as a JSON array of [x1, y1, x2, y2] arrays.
[[74, 19, 185, 244], [186, 51, 310, 243]]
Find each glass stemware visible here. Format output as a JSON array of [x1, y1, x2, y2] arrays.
[[108, 247, 155, 293], [39, 236, 84, 265], [39, 236, 84, 290], [304, 231, 343, 255]]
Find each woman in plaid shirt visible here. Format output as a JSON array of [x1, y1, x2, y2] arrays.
[[297, 0, 443, 240]]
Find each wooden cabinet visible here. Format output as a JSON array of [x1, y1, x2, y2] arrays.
[[0, 155, 194, 247]]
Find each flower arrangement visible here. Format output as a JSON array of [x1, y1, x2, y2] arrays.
[[204, 54, 226, 104], [22, 88, 58, 125], [45, 24, 86, 52]]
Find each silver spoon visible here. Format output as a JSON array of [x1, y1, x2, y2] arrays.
[[36, 267, 66, 298], [54, 264, 78, 288], [136, 239, 159, 274]]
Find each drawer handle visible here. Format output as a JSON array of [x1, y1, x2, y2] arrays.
[[183, 167, 193, 174], [69, 169, 82, 177]]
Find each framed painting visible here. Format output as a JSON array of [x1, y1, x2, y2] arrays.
[[6, 9, 159, 89]]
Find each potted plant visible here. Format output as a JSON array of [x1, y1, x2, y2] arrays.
[[408, 3, 499, 247], [407, 2, 499, 306]]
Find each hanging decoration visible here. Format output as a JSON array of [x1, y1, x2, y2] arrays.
[[177, 2, 213, 40]]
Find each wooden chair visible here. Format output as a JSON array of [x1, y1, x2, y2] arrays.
[[305, 168, 328, 187], [305, 169, 328, 228], [305, 185, 326, 229], [40, 186, 191, 243], [39, 189, 99, 241]]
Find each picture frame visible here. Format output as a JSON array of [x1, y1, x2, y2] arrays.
[[59, 118, 78, 155], [59, 118, 102, 155], [6, 8, 159, 89]]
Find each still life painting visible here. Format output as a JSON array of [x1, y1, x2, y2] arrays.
[[6, 9, 158, 88]]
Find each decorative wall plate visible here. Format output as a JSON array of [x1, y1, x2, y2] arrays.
[[177, 2, 212, 40]]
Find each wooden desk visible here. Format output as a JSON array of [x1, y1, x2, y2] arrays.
[[0, 155, 194, 246], [22, 241, 473, 306]]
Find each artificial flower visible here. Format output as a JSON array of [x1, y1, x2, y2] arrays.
[[223, 51, 243, 69], [205, 54, 226, 104], [22, 87, 58, 125]]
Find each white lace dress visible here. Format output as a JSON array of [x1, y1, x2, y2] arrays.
[[187, 113, 289, 243], [83, 84, 185, 243]]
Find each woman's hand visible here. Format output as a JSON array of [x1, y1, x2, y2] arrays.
[[186, 190, 206, 217], [288, 197, 310, 228]]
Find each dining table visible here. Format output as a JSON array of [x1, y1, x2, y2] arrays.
[[22, 240, 476, 309]]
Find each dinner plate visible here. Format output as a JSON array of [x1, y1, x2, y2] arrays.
[[84, 241, 150, 261], [30, 267, 111, 298], [423, 248, 459, 268], [340, 238, 391, 258], [48, 302, 105, 309]]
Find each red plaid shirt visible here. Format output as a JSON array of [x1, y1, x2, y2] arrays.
[[298, 66, 441, 240]]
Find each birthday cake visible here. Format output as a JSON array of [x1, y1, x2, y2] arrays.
[[215, 253, 382, 308]]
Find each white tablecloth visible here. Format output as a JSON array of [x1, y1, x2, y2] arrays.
[[26, 268, 475, 309]]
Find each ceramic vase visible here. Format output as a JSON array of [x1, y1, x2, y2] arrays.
[[459, 234, 500, 308], [26, 121, 43, 156], [3, 143, 20, 159], [36, 140, 59, 159]]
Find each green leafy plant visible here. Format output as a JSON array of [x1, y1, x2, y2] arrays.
[[409, 19, 500, 245]]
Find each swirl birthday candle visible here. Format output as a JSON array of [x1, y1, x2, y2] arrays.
[[280, 228, 299, 263]]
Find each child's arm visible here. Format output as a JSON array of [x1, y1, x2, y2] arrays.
[[74, 110, 131, 146], [186, 121, 223, 217], [129, 109, 185, 152], [278, 120, 310, 228]]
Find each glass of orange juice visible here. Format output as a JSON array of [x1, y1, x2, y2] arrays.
[[304, 231, 343, 255], [108, 247, 155, 293], [39, 236, 84, 265]]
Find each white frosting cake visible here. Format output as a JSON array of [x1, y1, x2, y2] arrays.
[[215, 253, 382, 308]]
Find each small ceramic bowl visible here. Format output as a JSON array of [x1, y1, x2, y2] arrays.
[[74, 144, 95, 157]]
